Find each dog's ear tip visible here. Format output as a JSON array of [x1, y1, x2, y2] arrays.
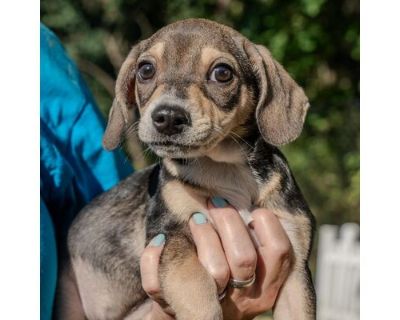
[[262, 132, 302, 147], [258, 113, 306, 147], [102, 137, 119, 151]]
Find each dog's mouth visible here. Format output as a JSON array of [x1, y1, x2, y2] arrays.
[[146, 133, 223, 158], [147, 142, 200, 158], [148, 140, 202, 156], [149, 141, 201, 148]]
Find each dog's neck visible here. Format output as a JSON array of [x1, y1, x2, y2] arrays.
[[162, 137, 261, 213]]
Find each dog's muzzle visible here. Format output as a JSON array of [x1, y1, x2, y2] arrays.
[[151, 105, 192, 136]]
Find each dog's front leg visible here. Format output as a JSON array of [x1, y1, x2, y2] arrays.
[[271, 209, 316, 320], [159, 233, 222, 320], [252, 157, 316, 319]]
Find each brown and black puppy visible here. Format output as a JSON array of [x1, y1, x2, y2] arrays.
[[63, 19, 316, 320]]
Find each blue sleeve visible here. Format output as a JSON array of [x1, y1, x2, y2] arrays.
[[40, 24, 133, 320], [40, 24, 132, 201], [40, 199, 57, 320]]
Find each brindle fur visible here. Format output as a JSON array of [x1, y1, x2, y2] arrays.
[[60, 19, 316, 320]]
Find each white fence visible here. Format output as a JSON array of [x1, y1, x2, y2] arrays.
[[316, 223, 360, 320]]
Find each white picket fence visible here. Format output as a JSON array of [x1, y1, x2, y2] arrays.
[[316, 223, 360, 320]]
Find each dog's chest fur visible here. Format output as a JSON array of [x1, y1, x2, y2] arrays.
[[148, 140, 268, 237], [169, 156, 258, 222]]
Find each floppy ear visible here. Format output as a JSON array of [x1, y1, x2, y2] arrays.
[[103, 43, 143, 150], [244, 41, 310, 146]]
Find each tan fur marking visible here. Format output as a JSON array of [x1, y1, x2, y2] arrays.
[[163, 158, 180, 176], [186, 85, 238, 151], [237, 84, 253, 114], [198, 92, 237, 143], [187, 85, 212, 118], [147, 42, 165, 60], [257, 173, 282, 207], [161, 238, 222, 320], [134, 83, 140, 110], [231, 85, 254, 135], [161, 179, 209, 223], [200, 47, 236, 69]]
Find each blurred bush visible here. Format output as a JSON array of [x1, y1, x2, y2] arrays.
[[41, 0, 359, 226]]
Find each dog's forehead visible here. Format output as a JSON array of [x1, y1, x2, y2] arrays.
[[151, 19, 237, 46], [144, 19, 241, 65]]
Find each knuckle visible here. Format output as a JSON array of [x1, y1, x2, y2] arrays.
[[141, 281, 160, 297], [234, 251, 257, 270], [209, 265, 230, 284], [270, 240, 291, 260]]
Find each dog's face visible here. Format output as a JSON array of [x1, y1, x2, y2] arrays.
[[103, 19, 310, 159], [133, 22, 259, 159]]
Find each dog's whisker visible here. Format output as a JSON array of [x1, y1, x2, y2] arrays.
[[229, 131, 255, 151], [142, 146, 153, 158], [125, 121, 140, 137], [228, 133, 242, 147], [212, 126, 225, 138]]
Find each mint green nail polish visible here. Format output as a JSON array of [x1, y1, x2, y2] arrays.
[[150, 234, 165, 246], [193, 212, 207, 224], [211, 196, 229, 208]]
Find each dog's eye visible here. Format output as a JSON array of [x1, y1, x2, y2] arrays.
[[138, 63, 156, 81], [209, 64, 233, 83]]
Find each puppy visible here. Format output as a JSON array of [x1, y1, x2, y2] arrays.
[[61, 18, 316, 320]]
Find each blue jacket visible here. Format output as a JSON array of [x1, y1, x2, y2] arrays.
[[40, 24, 133, 320]]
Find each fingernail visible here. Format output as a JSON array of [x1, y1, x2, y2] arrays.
[[192, 212, 207, 224], [150, 234, 165, 247], [211, 196, 229, 208]]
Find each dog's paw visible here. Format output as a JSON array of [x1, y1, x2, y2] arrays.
[[175, 303, 222, 320]]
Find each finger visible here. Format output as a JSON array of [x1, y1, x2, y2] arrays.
[[250, 209, 293, 303], [189, 212, 230, 294], [208, 197, 257, 282], [140, 234, 166, 304]]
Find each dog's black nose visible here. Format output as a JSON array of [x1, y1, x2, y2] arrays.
[[151, 105, 191, 135]]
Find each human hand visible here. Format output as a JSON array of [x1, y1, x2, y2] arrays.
[[139, 197, 293, 320]]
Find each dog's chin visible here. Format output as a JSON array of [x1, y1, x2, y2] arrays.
[[148, 143, 204, 159], [142, 130, 226, 159]]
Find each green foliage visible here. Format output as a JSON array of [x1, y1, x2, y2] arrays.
[[41, 0, 359, 225]]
